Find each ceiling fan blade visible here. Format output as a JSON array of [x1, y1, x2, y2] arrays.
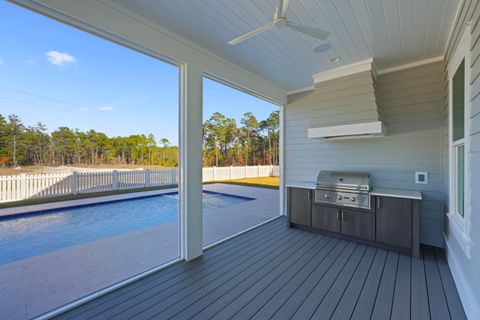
[[278, 0, 290, 17], [228, 22, 275, 45], [286, 21, 330, 40]]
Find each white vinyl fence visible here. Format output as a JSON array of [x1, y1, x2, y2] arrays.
[[202, 165, 278, 182], [0, 165, 278, 203], [0, 169, 177, 203]]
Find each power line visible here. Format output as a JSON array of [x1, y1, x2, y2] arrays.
[[0, 96, 90, 116], [0, 86, 88, 109]]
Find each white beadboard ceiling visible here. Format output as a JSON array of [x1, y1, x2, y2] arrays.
[[109, 0, 461, 91]]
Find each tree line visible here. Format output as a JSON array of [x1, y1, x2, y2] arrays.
[[203, 110, 279, 167], [0, 114, 178, 167], [0, 110, 279, 168]]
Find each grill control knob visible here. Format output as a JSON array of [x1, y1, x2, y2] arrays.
[[351, 197, 356, 202], [324, 194, 329, 199], [337, 195, 343, 200]]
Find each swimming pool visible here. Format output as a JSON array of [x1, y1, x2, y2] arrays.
[[0, 191, 252, 265]]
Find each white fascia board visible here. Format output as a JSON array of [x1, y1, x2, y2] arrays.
[[308, 121, 386, 139], [377, 56, 444, 75], [313, 58, 374, 83], [287, 85, 315, 96]]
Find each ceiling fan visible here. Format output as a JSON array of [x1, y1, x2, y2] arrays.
[[228, 0, 331, 45]]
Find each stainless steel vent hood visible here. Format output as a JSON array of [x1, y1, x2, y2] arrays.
[[306, 59, 386, 140]]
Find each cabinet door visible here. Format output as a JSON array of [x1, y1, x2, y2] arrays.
[[376, 197, 412, 249], [312, 205, 340, 232], [289, 187, 312, 227], [341, 209, 375, 240]]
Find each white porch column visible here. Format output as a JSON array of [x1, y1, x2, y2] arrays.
[[279, 104, 286, 216], [180, 63, 203, 261]]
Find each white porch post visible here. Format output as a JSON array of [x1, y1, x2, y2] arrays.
[[180, 63, 203, 261], [279, 104, 286, 216]]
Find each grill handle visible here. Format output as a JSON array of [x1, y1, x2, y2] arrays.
[[336, 209, 341, 220]]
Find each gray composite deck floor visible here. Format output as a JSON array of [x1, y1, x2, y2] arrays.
[[54, 217, 466, 320]]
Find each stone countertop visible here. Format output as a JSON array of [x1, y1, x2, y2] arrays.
[[286, 184, 422, 201], [370, 188, 422, 200], [285, 182, 316, 189]]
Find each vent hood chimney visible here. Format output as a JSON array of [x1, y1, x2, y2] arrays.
[[303, 59, 386, 140]]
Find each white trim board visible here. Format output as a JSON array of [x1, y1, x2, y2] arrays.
[[444, 237, 480, 320], [443, 0, 466, 58], [309, 56, 444, 89], [377, 56, 444, 75], [313, 58, 373, 83], [287, 85, 314, 96], [446, 24, 472, 258], [308, 121, 386, 139]]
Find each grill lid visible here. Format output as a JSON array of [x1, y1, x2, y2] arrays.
[[316, 170, 371, 192]]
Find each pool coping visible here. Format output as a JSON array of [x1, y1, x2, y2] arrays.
[[0, 187, 257, 219]]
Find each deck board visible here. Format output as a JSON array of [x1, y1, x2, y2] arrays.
[[98, 224, 303, 319], [55, 217, 466, 320], [424, 246, 451, 320], [289, 242, 361, 320], [391, 254, 412, 320], [59, 218, 286, 319], [411, 252, 430, 320], [310, 245, 369, 319], [330, 246, 377, 320], [371, 250, 399, 320], [434, 247, 468, 320], [209, 236, 332, 320], [243, 238, 341, 320], [350, 249, 388, 320]]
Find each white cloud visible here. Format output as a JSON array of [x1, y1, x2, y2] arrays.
[[45, 51, 75, 66], [99, 106, 114, 112]]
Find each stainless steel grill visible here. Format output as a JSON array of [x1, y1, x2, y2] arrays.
[[314, 170, 371, 209]]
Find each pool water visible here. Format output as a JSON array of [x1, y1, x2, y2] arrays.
[[0, 191, 251, 265]]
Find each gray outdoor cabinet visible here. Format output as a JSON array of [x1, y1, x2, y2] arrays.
[[287, 187, 420, 257], [311, 205, 340, 232], [340, 208, 376, 241], [311, 205, 375, 241], [375, 196, 420, 257], [288, 187, 312, 227]]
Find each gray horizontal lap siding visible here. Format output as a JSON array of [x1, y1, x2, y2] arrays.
[[442, 0, 480, 318], [285, 61, 445, 247]]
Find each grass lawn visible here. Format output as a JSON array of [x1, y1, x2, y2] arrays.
[[212, 176, 279, 189]]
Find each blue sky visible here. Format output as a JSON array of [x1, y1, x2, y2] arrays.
[[0, 1, 277, 145]]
